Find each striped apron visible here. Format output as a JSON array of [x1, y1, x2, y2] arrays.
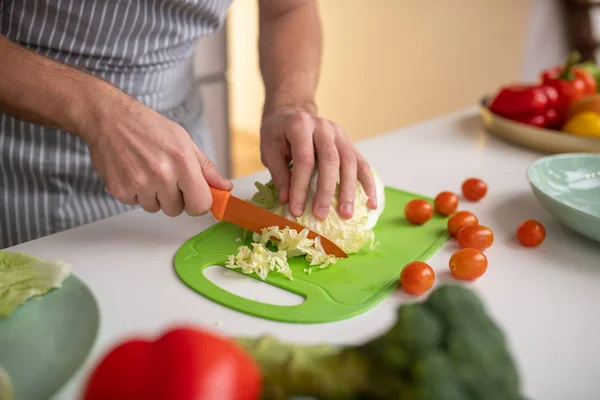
[[0, 0, 232, 249]]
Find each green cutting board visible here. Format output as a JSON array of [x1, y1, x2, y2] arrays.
[[174, 187, 449, 323]]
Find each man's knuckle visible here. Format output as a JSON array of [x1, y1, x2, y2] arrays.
[[188, 197, 212, 215], [131, 174, 150, 190], [295, 152, 315, 167], [323, 149, 340, 164], [322, 186, 337, 197], [108, 187, 131, 201], [164, 207, 183, 218], [286, 113, 312, 133]]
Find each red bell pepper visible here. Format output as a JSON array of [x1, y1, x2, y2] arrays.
[[488, 84, 559, 129], [82, 326, 262, 400], [540, 51, 597, 126]]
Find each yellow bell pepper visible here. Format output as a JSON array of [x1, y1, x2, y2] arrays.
[[562, 111, 600, 138]]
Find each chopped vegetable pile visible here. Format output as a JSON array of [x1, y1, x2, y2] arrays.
[[0, 250, 71, 317], [236, 284, 525, 400], [225, 169, 385, 280]]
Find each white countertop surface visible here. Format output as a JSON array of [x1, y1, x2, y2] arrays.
[[7, 107, 600, 400]]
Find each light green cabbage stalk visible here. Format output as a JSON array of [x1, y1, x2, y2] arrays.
[[226, 169, 386, 279], [0, 250, 71, 317]]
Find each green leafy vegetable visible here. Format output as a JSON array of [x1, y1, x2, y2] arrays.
[[0, 250, 71, 317], [226, 169, 386, 279], [236, 285, 525, 400]]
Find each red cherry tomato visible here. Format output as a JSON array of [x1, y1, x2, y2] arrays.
[[400, 261, 435, 295], [457, 225, 495, 250], [434, 191, 459, 216], [449, 248, 488, 280], [462, 178, 488, 201], [404, 199, 434, 225], [516, 220, 546, 247], [447, 211, 479, 237]]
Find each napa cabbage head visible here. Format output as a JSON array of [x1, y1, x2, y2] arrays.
[[226, 168, 386, 280], [250, 168, 385, 254]]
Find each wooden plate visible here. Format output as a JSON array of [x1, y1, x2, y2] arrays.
[[479, 96, 600, 154]]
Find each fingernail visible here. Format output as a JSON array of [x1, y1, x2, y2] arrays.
[[341, 203, 353, 215], [315, 207, 329, 219], [292, 204, 304, 216]]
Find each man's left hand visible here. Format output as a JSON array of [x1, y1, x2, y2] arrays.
[[260, 106, 378, 221]]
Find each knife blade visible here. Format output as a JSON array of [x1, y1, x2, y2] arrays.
[[209, 187, 348, 258]]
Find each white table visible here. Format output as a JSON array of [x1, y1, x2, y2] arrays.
[[7, 107, 600, 400]]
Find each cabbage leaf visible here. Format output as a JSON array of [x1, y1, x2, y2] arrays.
[[0, 250, 71, 317]]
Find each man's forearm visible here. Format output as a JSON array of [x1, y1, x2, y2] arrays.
[[258, 0, 322, 116], [0, 35, 123, 139]]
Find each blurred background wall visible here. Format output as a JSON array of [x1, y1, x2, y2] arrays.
[[196, 0, 574, 177]]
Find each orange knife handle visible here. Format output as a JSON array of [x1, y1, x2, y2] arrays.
[[210, 187, 231, 220]]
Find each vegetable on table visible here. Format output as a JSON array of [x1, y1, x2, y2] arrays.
[[562, 111, 600, 138], [404, 199, 434, 225], [487, 83, 559, 129], [447, 211, 479, 237], [516, 220, 546, 247], [0, 250, 71, 317], [457, 225, 495, 250], [461, 178, 488, 201], [449, 248, 488, 281], [82, 326, 262, 400], [236, 285, 525, 400], [433, 191, 459, 216], [399, 261, 435, 295], [540, 51, 597, 127]]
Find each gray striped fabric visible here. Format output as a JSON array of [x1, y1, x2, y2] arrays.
[[0, 0, 231, 248]]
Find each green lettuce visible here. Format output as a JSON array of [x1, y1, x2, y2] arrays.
[[0, 250, 71, 317]]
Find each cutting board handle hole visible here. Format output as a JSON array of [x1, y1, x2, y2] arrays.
[[203, 265, 305, 306]]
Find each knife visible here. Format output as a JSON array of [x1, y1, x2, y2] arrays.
[[209, 187, 348, 258]]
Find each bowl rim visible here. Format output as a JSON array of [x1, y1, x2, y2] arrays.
[[527, 153, 600, 221]]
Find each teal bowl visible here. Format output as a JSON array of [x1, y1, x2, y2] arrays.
[[527, 153, 600, 243]]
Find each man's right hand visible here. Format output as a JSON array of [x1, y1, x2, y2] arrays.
[[0, 35, 231, 218], [82, 94, 232, 217]]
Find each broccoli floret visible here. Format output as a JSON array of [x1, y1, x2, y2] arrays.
[[236, 285, 524, 400]]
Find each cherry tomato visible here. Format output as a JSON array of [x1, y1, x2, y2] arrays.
[[404, 199, 434, 225], [447, 211, 479, 237], [457, 225, 494, 250], [449, 248, 488, 280], [400, 261, 435, 295], [516, 220, 546, 247], [434, 191, 459, 216], [462, 178, 488, 201]]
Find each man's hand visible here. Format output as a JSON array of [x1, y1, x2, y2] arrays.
[[0, 35, 231, 217], [83, 95, 232, 217], [257, 0, 375, 221], [260, 106, 377, 221]]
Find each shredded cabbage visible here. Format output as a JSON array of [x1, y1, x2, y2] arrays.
[[0, 250, 71, 317], [226, 168, 385, 280]]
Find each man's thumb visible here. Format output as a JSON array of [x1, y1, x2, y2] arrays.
[[195, 147, 233, 191]]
